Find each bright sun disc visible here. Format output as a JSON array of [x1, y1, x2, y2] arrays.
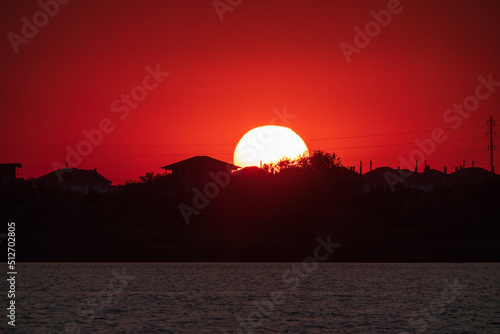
[[233, 125, 308, 168]]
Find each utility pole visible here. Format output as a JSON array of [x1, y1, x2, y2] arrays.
[[487, 116, 496, 174]]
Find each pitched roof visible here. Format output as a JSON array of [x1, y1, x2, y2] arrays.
[[161, 156, 239, 171], [33, 168, 112, 185]]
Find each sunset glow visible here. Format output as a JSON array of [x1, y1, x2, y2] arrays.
[[0, 1, 498, 183]]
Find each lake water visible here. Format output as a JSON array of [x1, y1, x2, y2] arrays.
[[5, 263, 500, 333]]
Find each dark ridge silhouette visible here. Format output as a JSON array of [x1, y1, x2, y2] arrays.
[[1, 150, 499, 262]]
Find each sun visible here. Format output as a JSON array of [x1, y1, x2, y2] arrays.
[[234, 125, 308, 168]]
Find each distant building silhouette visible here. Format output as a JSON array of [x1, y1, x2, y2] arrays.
[[362, 166, 495, 192], [0, 163, 21, 184], [161, 156, 239, 186], [33, 168, 112, 194]]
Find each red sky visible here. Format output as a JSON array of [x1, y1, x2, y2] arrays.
[[1, 0, 499, 184]]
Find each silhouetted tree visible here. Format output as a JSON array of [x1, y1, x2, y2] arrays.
[[139, 171, 163, 183], [306, 149, 342, 171], [263, 150, 342, 173]]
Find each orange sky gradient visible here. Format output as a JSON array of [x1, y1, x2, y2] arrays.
[[1, 0, 499, 183]]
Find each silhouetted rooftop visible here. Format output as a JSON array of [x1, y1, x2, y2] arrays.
[[161, 156, 239, 171], [33, 168, 112, 185], [362, 166, 496, 189]]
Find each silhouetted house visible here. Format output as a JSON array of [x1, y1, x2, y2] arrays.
[[161, 156, 239, 186], [32, 168, 112, 194], [448, 167, 494, 185], [0, 163, 21, 184], [362, 166, 445, 192], [361, 165, 496, 192]]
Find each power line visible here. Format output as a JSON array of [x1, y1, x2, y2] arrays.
[[0, 124, 485, 148], [318, 136, 485, 151], [341, 148, 489, 162], [0, 136, 487, 158], [307, 124, 484, 141]]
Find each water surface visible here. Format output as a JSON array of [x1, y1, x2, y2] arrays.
[[7, 263, 500, 333]]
